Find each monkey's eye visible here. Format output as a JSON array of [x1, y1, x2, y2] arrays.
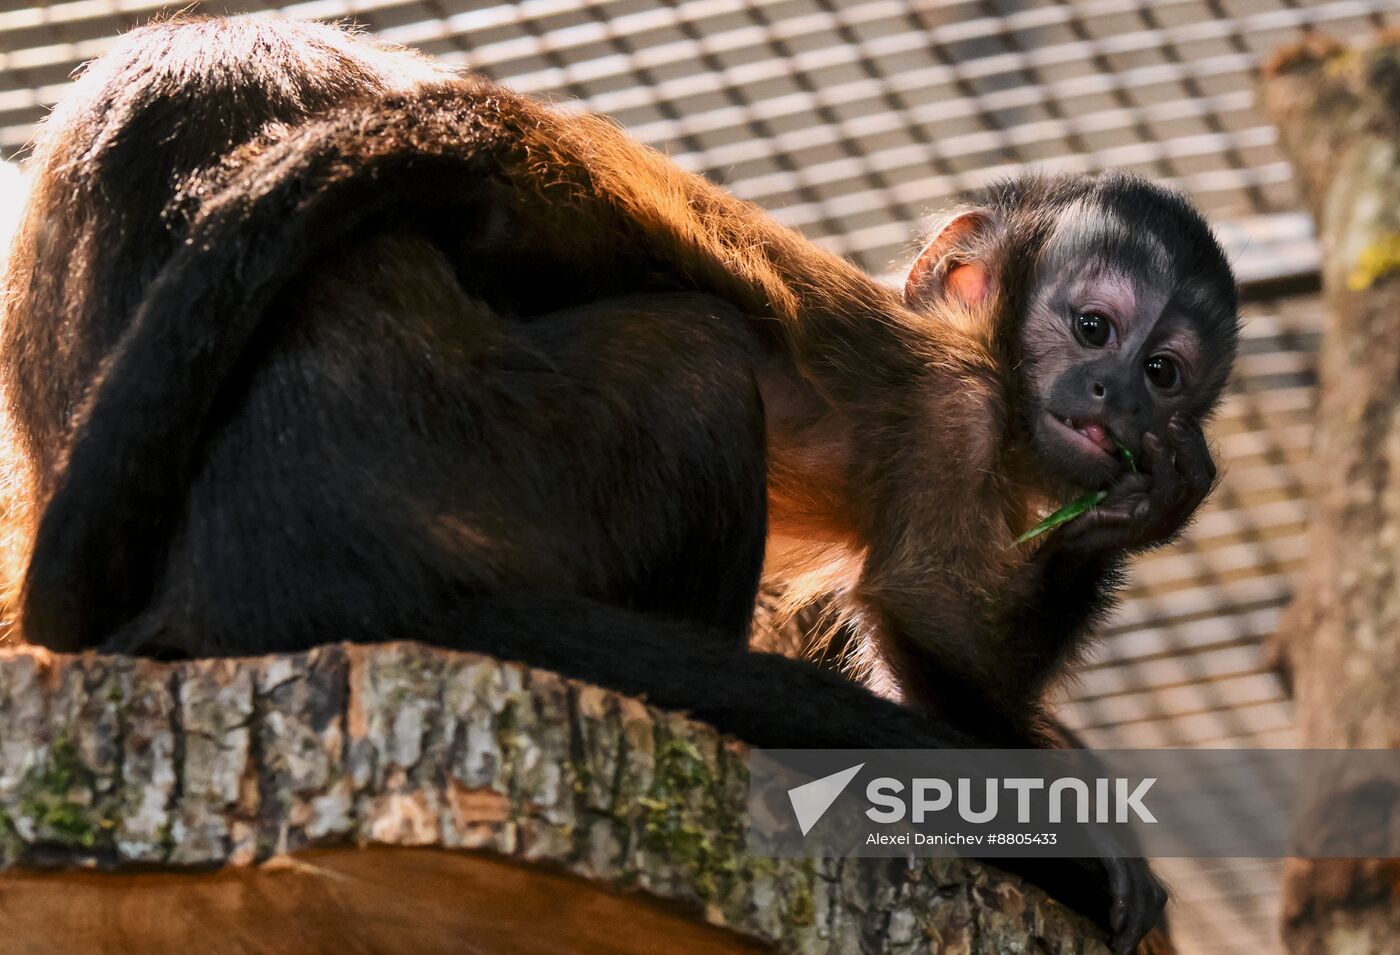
[[1075, 312, 1112, 347], [1144, 354, 1180, 390]]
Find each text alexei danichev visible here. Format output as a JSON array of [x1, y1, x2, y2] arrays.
[[866, 832, 985, 846]]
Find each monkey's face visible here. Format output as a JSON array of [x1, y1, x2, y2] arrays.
[[1018, 227, 1218, 490], [904, 175, 1237, 493]]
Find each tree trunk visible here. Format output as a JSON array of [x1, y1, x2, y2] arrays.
[[0, 643, 1108, 955], [1260, 33, 1400, 955]]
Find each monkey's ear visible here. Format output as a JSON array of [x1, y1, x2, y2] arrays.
[[903, 210, 1000, 310]]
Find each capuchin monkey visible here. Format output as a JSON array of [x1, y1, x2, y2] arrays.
[[841, 178, 1231, 715], [1, 18, 1237, 951]]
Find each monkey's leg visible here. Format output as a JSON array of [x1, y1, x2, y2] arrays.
[[487, 291, 772, 640]]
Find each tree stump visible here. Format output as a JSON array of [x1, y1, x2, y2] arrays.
[[1260, 32, 1400, 955], [0, 643, 1108, 955]]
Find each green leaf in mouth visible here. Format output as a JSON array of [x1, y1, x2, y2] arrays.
[[1117, 441, 1137, 473]]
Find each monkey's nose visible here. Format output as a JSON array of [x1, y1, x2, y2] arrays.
[[1091, 382, 1106, 399]]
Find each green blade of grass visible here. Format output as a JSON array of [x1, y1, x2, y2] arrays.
[[1013, 489, 1108, 545]]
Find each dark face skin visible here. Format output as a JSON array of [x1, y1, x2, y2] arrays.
[[1007, 203, 1229, 556], [1019, 214, 1209, 491]]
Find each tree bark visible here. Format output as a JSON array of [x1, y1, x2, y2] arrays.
[[0, 643, 1108, 955], [1260, 32, 1400, 955]]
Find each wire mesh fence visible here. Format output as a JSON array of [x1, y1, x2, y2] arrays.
[[3, 0, 1397, 280]]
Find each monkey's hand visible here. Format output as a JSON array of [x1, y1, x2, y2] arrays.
[[1008, 851, 1166, 954], [1058, 414, 1216, 554], [1100, 842, 1170, 954]]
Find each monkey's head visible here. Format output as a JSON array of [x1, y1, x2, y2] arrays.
[[904, 172, 1238, 490]]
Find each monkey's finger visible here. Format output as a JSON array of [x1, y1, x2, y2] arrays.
[[1076, 503, 1140, 527], [1104, 856, 1168, 955], [1163, 423, 1216, 524], [1097, 473, 1150, 511], [1140, 433, 1184, 525], [1057, 503, 1143, 552], [1168, 415, 1217, 487], [1140, 431, 1169, 476], [1149, 425, 1205, 506]]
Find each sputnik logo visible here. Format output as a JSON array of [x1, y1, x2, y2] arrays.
[[786, 763, 864, 836]]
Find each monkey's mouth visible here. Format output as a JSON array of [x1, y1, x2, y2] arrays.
[[1044, 412, 1116, 459]]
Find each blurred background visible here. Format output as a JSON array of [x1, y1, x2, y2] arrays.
[[3, 1, 1399, 951]]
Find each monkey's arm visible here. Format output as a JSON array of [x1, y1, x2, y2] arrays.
[[857, 533, 1167, 955], [979, 418, 1219, 695], [984, 417, 1219, 706], [860, 412, 1217, 737]]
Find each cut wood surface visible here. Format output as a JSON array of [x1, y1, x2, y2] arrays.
[[0, 642, 1108, 955], [1261, 31, 1400, 955], [2, 848, 772, 955]]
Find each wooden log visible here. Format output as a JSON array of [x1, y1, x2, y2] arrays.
[[0, 642, 1107, 954], [1260, 32, 1400, 955]]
